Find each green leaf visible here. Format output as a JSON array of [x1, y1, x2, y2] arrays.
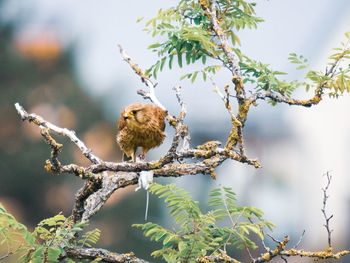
[[47, 247, 61, 263], [178, 241, 186, 252], [202, 55, 207, 65], [191, 71, 198, 83], [177, 53, 183, 68], [148, 43, 162, 49], [160, 57, 166, 71], [136, 17, 144, 23]]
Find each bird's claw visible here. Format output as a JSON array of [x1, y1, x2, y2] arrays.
[[138, 154, 145, 161]]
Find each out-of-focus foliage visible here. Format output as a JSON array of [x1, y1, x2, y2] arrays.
[[134, 183, 275, 263], [0, 203, 101, 263]]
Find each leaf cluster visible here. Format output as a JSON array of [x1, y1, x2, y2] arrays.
[[133, 183, 275, 263], [143, 0, 263, 78], [0, 203, 101, 263], [143, 0, 350, 104], [306, 34, 350, 97]]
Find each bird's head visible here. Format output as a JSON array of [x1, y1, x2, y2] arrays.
[[122, 103, 148, 127]]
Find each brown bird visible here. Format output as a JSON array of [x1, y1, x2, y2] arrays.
[[117, 103, 167, 162]]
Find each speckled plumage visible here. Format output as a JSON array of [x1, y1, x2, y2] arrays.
[[116, 103, 167, 162]]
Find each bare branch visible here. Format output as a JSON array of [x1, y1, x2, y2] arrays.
[[14, 103, 102, 165], [0, 251, 12, 261], [200, 0, 242, 79], [293, 230, 306, 249], [326, 37, 350, 77], [118, 44, 166, 111], [196, 251, 241, 263], [81, 172, 138, 222], [321, 171, 334, 247], [251, 91, 322, 107], [173, 86, 191, 151], [203, 70, 241, 127], [64, 247, 150, 263]]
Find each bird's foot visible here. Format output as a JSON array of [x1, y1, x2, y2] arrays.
[[138, 154, 145, 161]]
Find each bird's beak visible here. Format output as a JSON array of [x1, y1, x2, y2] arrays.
[[123, 112, 132, 120]]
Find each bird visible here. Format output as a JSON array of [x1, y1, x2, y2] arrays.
[[117, 103, 167, 162]]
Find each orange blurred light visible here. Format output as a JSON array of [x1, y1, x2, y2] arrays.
[[14, 29, 61, 61]]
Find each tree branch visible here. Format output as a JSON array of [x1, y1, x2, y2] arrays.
[[118, 44, 166, 111], [14, 100, 260, 225], [252, 91, 322, 107], [64, 247, 150, 263], [201, 0, 242, 79], [14, 103, 102, 165]]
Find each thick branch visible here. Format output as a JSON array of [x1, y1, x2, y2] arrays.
[[14, 102, 260, 224], [201, 0, 242, 79], [64, 247, 150, 263], [81, 172, 138, 221]]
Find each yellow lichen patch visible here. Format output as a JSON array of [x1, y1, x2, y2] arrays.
[[231, 116, 242, 127], [210, 167, 216, 179], [283, 248, 298, 256], [196, 251, 241, 263], [311, 93, 322, 103], [179, 163, 187, 168], [284, 247, 349, 259], [226, 125, 239, 147], [224, 84, 229, 94], [40, 129, 63, 150], [167, 118, 178, 127], [272, 236, 290, 255], [199, 0, 210, 10], [252, 160, 261, 168], [232, 77, 244, 92], [197, 141, 220, 152], [122, 252, 134, 257], [32, 119, 41, 125], [149, 159, 163, 169], [260, 252, 270, 261], [44, 160, 52, 172], [238, 100, 251, 121]]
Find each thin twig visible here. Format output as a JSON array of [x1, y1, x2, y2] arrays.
[[293, 230, 305, 249], [0, 252, 12, 261], [321, 171, 334, 247], [118, 44, 166, 110]]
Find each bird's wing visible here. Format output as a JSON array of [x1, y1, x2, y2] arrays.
[[154, 106, 167, 131], [117, 109, 126, 132]]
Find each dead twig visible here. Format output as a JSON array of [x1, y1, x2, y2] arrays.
[[321, 171, 334, 247]]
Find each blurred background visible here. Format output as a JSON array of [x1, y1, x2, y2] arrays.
[[0, 0, 349, 262]]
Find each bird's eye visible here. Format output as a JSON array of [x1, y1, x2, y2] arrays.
[[131, 110, 137, 115]]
